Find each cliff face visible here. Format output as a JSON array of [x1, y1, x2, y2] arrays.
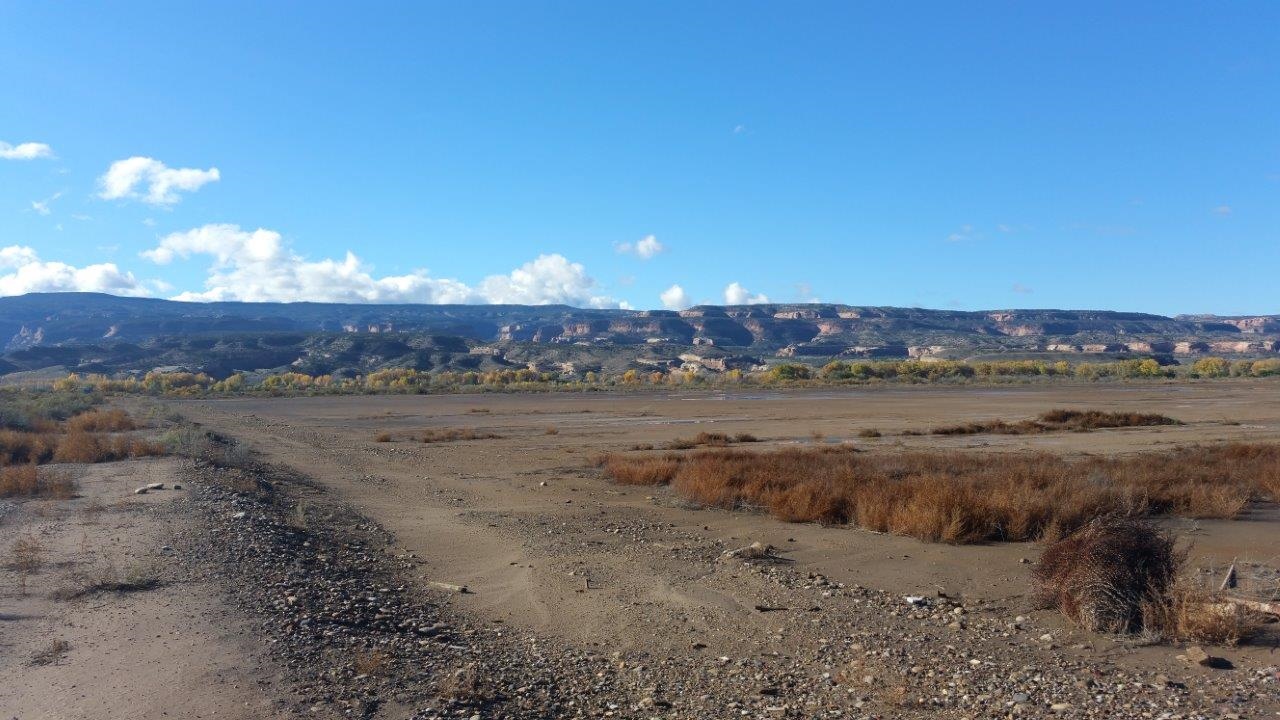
[[1, 294, 1278, 373]]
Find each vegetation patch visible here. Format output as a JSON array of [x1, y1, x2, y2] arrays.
[[0, 465, 76, 499], [597, 443, 1280, 543], [1035, 518, 1263, 643], [930, 409, 1182, 436], [420, 427, 502, 443], [666, 431, 760, 450]]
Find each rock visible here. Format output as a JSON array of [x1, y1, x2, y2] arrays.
[[428, 581, 468, 594], [146, 482, 165, 490], [134, 486, 149, 494], [231, 511, 247, 519], [1181, 645, 1233, 669], [722, 542, 777, 561]]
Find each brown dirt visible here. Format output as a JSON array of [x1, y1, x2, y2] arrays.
[[168, 381, 1280, 673]]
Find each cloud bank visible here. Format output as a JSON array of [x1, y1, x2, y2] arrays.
[[142, 224, 619, 307], [0, 245, 145, 296]]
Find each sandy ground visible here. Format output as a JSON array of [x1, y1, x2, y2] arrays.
[[3, 381, 1277, 718], [0, 458, 296, 720], [172, 382, 1280, 671]]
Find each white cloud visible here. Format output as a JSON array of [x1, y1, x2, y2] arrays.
[[659, 284, 691, 310], [1212, 205, 1232, 216], [31, 192, 62, 216], [479, 253, 616, 307], [946, 224, 975, 242], [142, 224, 621, 307], [614, 234, 665, 259], [0, 245, 145, 297], [723, 281, 769, 305], [98, 156, 220, 205], [0, 141, 55, 160]]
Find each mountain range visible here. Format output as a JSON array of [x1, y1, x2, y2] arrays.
[[1, 293, 1276, 379]]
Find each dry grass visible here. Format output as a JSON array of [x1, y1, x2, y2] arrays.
[[64, 409, 137, 433], [1035, 519, 1264, 643], [0, 430, 57, 465], [438, 664, 488, 703], [597, 443, 1280, 543], [0, 465, 76, 499], [544, 426, 560, 435], [29, 638, 70, 666], [857, 429, 882, 438], [2, 408, 161, 469], [666, 431, 756, 450], [353, 648, 390, 676], [421, 427, 502, 443], [1034, 518, 1180, 633], [52, 560, 162, 601], [51, 431, 164, 464], [1156, 587, 1266, 645], [930, 409, 1182, 436], [374, 431, 393, 443]]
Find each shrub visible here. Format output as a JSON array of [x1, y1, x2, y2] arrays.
[[65, 409, 137, 433], [598, 443, 1279, 543], [0, 430, 57, 466], [768, 364, 812, 381], [374, 432, 393, 443], [421, 428, 501, 443], [1033, 518, 1180, 634], [930, 410, 1182, 436], [601, 454, 680, 485], [1191, 357, 1230, 378], [0, 465, 76, 499], [52, 431, 109, 463], [857, 429, 882, 438]]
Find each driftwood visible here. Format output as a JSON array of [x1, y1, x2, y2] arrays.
[[1218, 595, 1280, 617]]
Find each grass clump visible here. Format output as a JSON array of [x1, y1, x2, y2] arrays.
[[597, 443, 1280, 543], [1035, 518, 1263, 643], [666, 431, 757, 450], [29, 638, 71, 666], [1034, 518, 1180, 634], [374, 431, 393, 443], [421, 427, 501, 443]]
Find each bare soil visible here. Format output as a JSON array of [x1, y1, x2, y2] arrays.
[[5, 381, 1279, 718]]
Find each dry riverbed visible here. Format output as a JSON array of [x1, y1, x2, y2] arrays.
[[4, 382, 1280, 718]]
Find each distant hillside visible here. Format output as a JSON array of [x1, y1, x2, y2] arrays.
[[1, 293, 1277, 379]]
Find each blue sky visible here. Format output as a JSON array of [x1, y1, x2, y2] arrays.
[[1, 2, 1277, 314]]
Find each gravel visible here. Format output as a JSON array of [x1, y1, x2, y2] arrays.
[[170, 458, 1280, 719]]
